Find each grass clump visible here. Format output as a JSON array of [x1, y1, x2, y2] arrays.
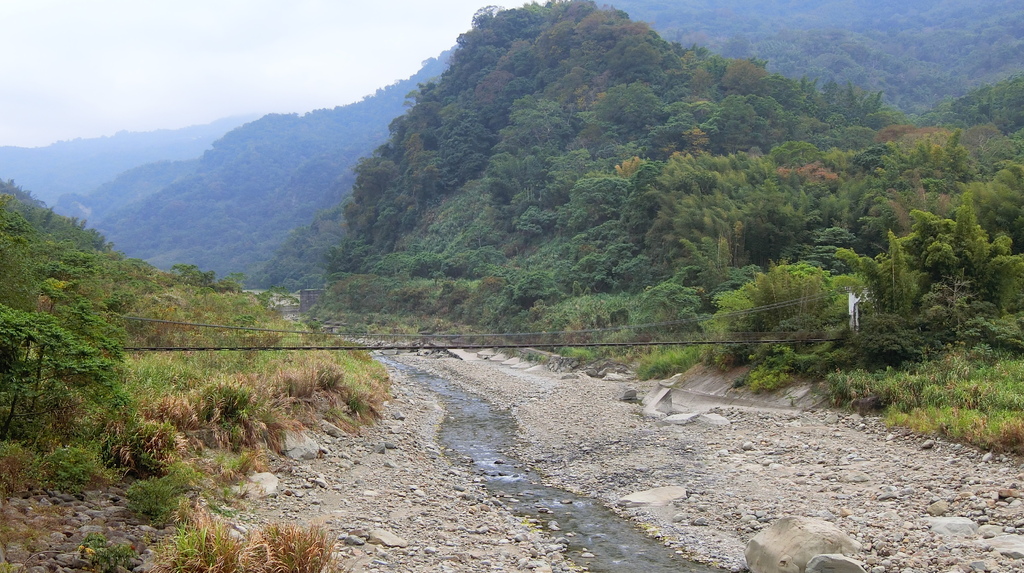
[[197, 380, 293, 452], [829, 349, 1024, 453], [103, 415, 184, 478], [39, 445, 113, 494], [152, 508, 340, 573], [636, 346, 704, 380], [126, 463, 200, 526]]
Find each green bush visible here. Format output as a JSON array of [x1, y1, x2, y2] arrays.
[[126, 466, 196, 526], [636, 346, 704, 380], [78, 533, 137, 573], [40, 446, 110, 494]]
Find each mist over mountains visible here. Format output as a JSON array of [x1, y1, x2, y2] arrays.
[[0, 116, 256, 205]]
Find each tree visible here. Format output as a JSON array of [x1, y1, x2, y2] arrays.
[[0, 305, 120, 441]]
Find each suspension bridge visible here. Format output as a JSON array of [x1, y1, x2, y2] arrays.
[[121, 291, 849, 352]]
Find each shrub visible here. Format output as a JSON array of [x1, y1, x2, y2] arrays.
[[126, 465, 197, 526], [103, 415, 184, 478], [78, 533, 137, 573], [0, 441, 36, 495], [40, 446, 110, 493]]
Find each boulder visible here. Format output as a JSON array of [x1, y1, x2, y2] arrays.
[[282, 431, 321, 460], [234, 472, 279, 498], [926, 516, 979, 537], [663, 412, 701, 425], [617, 486, 688, 507], [367, 529, 409, 548], [698, 413, 731, 426], [805, 554, 867, 573], [744, 517, 862, 573], [983, 534, 1024, 558], [320, 420, 345, 438]]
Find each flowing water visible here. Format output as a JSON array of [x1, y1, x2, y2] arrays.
[[386, 359, 719, 573]]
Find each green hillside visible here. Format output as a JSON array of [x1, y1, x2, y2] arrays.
[[0, 180, 387, 549], [611, 0, 1024, 114], [313, 1, 1024, 371]]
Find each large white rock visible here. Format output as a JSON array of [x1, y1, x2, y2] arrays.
[[698, 413, 732, 426], [981, 534, 1024, 558], [368, 529, 409, 548], [283, 431, 321, 460], [244, 472, 280, 497], [805, 554, 867, 573], [617, 486, 688, 507], [744, 517, 862, 573], [663, 412, 701, 425], [926, 517, 979, 537]]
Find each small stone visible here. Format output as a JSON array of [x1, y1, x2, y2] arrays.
[[319, 420, 345, 438], [367, 529, 408, 548], [978, 525, 1005, 539], [927, 500, 949, 516], [920, 439, 935, 450], [342, 535, 365, 546]]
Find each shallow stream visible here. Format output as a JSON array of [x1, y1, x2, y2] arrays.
[[386, 359, 718, 572]]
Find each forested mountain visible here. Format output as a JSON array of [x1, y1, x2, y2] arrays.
[[610, 0, 1024, 114], [91, 55, 449, 280], [55, 159, 199, 224], [315, 1, 1024, 374], [0, 116, 253, 205]]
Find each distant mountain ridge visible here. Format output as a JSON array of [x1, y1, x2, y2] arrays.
[[0, 116, 257, 205], [91, 54, 450, 279]]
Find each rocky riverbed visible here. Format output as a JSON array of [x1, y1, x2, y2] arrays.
[[236, 350, 1024, 572], [7, 350, 1024, 573]]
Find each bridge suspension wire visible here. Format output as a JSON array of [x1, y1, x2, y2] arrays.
[[121, 289, 845, 351], [123, 289, 836, 340]]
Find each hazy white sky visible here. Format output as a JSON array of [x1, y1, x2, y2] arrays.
[[1, 0, 527, 148]]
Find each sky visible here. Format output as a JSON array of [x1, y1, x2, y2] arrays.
[[0, 0, 528, 148]]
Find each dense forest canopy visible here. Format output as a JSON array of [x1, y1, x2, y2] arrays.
[[610, 0, 1024, 113], [313, 0, 1024, 378]]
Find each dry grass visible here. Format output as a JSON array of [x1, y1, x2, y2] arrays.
[[153, 507, 341, 573], [0, 441, 35, 496]]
